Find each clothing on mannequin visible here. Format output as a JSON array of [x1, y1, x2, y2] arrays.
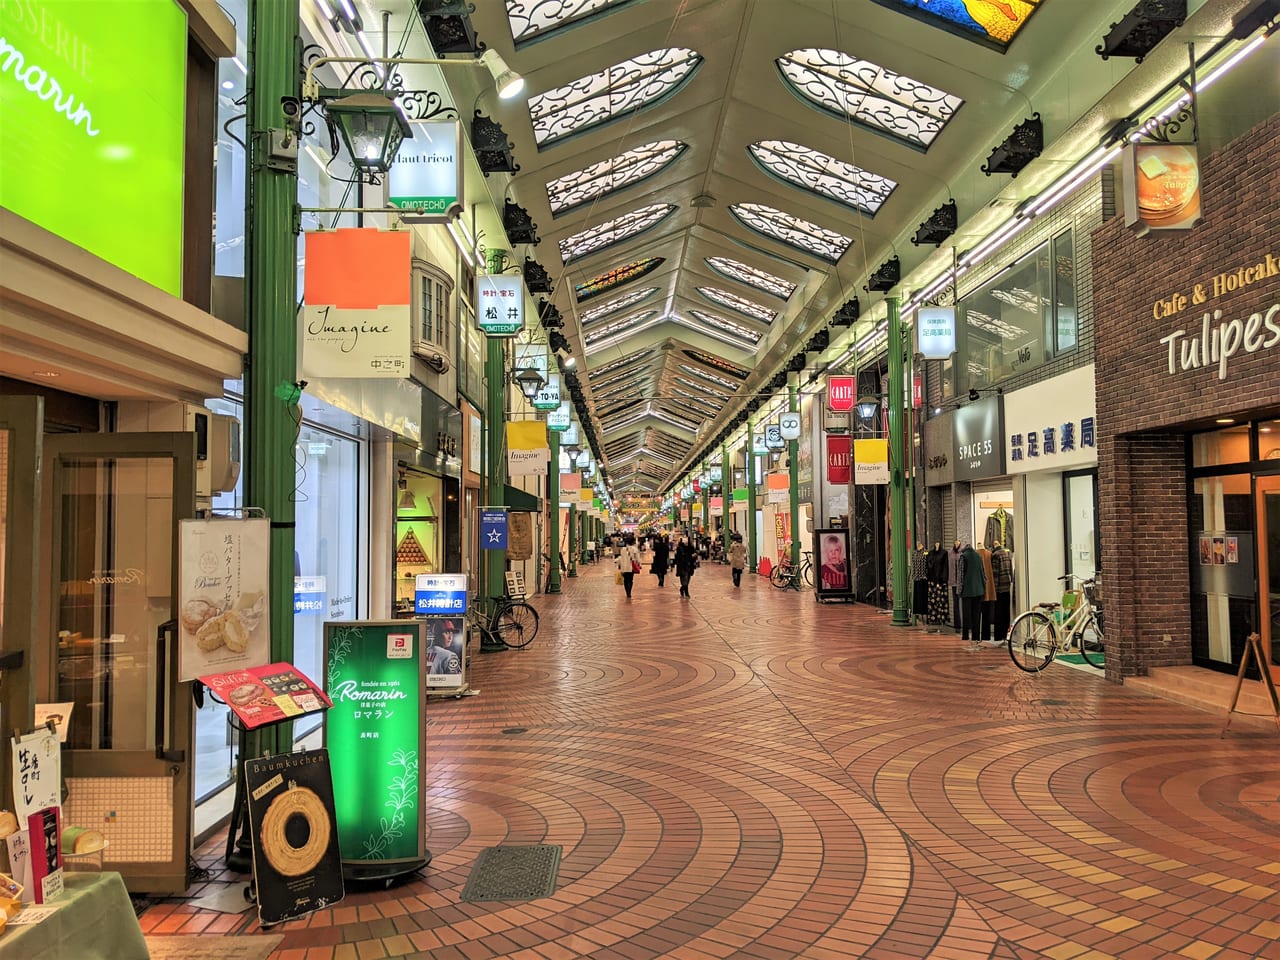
[[925, 543, 949, 624], [912, 544, 929, 617], [949, 541, 964, 630]]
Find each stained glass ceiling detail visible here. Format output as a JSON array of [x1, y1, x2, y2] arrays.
[[546, 141, 687, 215], [748, 140, 898, 217], [695, 287, 776, 324], [870, 0, 1044, 50], [728, 202, 852, 263], [681, 350, 749, 379], [686, 309, 763, 345], [530, 48, 703, 147], [505, 0, 632, 44], [559, 204, 676, 264], [579, 287, 660, 325], [575, 257, 664, 301], [777, 48, 963, 150], [704, 257, 795, 300]]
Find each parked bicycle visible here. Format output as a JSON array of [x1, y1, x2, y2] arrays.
[[771, 551, 815, 590], [466, 592, 540, 650], [1007, 575, 1105, 672]]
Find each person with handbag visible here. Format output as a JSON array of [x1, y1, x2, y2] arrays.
[[616, 535, 641, 599]]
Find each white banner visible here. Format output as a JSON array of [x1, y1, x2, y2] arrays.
[[507, 447, 550, 476], [387, 120, 463, 221], [178, 518, 271, 681]]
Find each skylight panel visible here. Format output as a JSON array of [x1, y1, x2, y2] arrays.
[[530, 48, 702, 147], [748, 140, 898, 216], [579, 287, 660, 325], [583, 310, 660, 348], [705, 257, 796, 300], [547, 141, 687, 215], [506, 0, 633, 44], [589, 348, 652, 376], [677, 363, 741, 390], [777, 48, 962, 150], [686, 309, 763, 345], [559, 204, 676, 264], [673, 376, 731, 398], [696, 287, 776, 324], [728, 202, 852, 263], [575, 257, 664, 301]]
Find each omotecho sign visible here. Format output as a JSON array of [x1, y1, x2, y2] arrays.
[[0, 0, 187, 296], [387, 121, 462, 221]]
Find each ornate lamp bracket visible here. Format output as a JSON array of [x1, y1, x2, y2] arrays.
[[1130, 43, 1199, 145]]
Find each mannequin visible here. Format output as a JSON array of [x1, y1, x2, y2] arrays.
[[925, 542, 950, 625], [949, 540, 964, 631], [912, 542, 929, 617]]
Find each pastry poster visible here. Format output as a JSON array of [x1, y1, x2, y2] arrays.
[[245, 750, 344, 926], [178, 517, 271, 681], [198, 663, 332, 730], [1123, 143, 1202, 233]]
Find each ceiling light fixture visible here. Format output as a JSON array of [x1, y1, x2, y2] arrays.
[[482, 49, 525, 100]]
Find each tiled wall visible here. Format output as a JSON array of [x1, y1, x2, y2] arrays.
[[64, 776, 174, 863]]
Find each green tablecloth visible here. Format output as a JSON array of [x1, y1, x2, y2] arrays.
[[0, 872, 147, 960]]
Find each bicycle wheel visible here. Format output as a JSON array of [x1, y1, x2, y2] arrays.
[[770, 566, 790, 589], [802, 563, 814, 587], [495, 601, 539, 649], [1077, 615, 1105, 668], [1008, 611, 1056, 672]]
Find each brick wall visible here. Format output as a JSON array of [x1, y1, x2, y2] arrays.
[[1092, 114, 1280, 679]]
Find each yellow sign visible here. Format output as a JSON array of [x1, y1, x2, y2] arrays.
[[506, 421, 547, 450], [853, 439, 889, 485]]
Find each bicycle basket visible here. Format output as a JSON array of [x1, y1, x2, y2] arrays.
[[1083, 580, 1102, 606]]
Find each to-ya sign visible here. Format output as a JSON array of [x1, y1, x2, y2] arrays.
[[476, 274, 525, 337], [1153, 253, 1280, 380], [532, 374, 560, 411], [387, 121, 462, 220]]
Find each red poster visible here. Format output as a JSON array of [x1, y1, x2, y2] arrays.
[[199, 663, 332, 730], [827, 435, 851, 484], [827, 376, 855, 412]]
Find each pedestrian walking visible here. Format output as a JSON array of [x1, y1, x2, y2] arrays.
[[727, 536, 746, 587], [674, 536, 698, 598], [616, 536, 641, 599], [650, 534, 670, 587], [959, 543, 986, 645]]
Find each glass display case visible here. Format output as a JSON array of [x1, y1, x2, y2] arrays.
[[394, 470, 442, 617]]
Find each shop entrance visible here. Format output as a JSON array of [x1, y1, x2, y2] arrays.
[[1257, 475, 1280, 668]]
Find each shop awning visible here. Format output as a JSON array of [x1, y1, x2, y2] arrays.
[[505, 484, 542, 512]]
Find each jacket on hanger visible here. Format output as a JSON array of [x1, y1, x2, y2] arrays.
[[983, 507, 1012, 551]]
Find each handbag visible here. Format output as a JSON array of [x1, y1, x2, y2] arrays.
[[615, 570, 623, 585], [631, 559, 641, 574]]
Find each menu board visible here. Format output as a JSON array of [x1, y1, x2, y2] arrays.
[[198, 663, 332, 729]]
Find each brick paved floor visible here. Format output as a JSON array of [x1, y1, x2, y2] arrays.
[[142, 560, 1280, 959]]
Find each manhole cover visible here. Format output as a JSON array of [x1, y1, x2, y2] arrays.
[[461, 844, 562, 902]]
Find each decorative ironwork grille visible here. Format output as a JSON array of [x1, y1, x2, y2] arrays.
[[695, 287, 776, 323], [705, 256, 795, 300], [559, 204, 676, 263], [579, 287, 660, 325], [582, 310, 660, 347], [748, 140, 898, 215], [728, 202, 852, 263], [686, 309, 764, 344], [547, 141, 687, 214], [505, 0, 632, 43]]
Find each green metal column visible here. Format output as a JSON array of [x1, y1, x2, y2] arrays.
[[746, 422, 758, 573], [484, 251, 508, 612], [244, 0, 298, 753], [788, 374, 800, 567], [887, 294, 910, 627], [700, 472, 709, 538], [567, 502, 577, 577], [546, 430, 561, 593], [721, 444, 730, 543]]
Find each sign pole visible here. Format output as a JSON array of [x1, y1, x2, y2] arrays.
[[788, 374, 801, 568], [887, 294, 911, 627], [746, 420, 758, 573], [483, 249, 509, 618], [547, 430, 561, 593]]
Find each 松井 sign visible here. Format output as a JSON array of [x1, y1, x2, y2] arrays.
[[476, 274, 524, 337]]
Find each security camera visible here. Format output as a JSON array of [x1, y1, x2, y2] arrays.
[[280, 96, 301, 121]]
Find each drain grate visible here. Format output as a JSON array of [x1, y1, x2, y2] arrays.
[[1034, 698, 1070, 706], [461, 844, 562, 902]]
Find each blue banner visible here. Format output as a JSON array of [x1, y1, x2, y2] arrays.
[[414, 574, 469, 615], [480, 509, 508, 550], [293, 575, 326, 615]]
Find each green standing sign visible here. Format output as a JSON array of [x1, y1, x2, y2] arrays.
[[324, 621, 429, 878]]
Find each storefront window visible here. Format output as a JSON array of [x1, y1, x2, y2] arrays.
[[1191, 423, 1251, 467], [1188, 472, 1255, 669], [1063, 470, 1098, 582]]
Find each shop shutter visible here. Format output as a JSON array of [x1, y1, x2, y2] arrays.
[[942, 496, 955, 544]]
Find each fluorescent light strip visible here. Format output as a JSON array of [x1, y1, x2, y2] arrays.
[[446, 221, 475, 268], [314, 0, 336, 19], [356, 31, 385, 78], [338, 0, 357, 19], [233, 57, 247, 74]]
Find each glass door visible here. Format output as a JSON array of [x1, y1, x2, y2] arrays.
[[1258, 475, 1280, 669], [42, 432, 196, 893]]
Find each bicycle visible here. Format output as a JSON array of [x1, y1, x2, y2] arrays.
[[467, 593, 540, 650], [771, 551, 815, 590], [1007, 575, 1105, 672]]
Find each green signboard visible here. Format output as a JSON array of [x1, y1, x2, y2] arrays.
[[0, 0, 187, 296], [475, 273, 524, 337], [387, 121, 462, 221], [324, 621, 426, 872]]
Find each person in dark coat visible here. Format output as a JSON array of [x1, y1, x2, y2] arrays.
[[650, 535, 671, 588], [959, 544, 987, 645], [674, 536, 698, 598]]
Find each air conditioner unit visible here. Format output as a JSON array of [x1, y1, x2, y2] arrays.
[[209, 413, 241, 494]]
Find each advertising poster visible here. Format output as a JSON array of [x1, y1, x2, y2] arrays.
[[27, 807, 62, 904], [813, 528, 853, 598], [245, 750, 344, 925], [508, 511, 534, 560], [424, 618, 464, 689], [854, 439, 890, 485], [11, 728, 61, 821], [1122, 142, 1202, 233], [198, 663, 332, 730], [178, 517, 271, 681], [324, 622, 426, 871]]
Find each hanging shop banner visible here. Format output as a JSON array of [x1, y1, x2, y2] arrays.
[[548, 401, 572, 431], [387, 120, 463, 221], [198, 663, 332, 730], [779, 412, 801, 441], [476, 273, 525, 337], [953, 394, 1005, 479], [506, 421, 549, 476], [766, 472, 790, 504], [580, 489, 593, 503], [480, 509, 509, 549], [508, 511, 534, 560], [826, 435, 851, 484], [561, 472, 582, 492], [826, 375, 855, 412], [710, 496, 723, 510], [813, 527, 853, 598], [853, 439, 890, 485], [302, 229, 412, 378], [245, 750, 344, 926], [732, 488, 749, 502], [324, 621, 427, 874], [824, 399, 850, 434], [916, 306, 957, 359], [294, 576, 326, 616], [764, 424, 785, 451], [1122, 142, 1202, 234], [562, 423, 580, 447], [178, 517, 271, 682], [532, 374, 561, 411], [414, 573, 468, 616], [752, 432, 769, 456]]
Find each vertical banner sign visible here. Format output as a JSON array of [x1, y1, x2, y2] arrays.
[[245, 750, 344, 925], [532, 374, 561, 411], [752, 432, 768, 456], [1122, 142, 1202, 234], [916, 306, 956, 359], [480, 509, 509, 549], [476, 273, 525, 337], [779, 412, 801, 441], [765, 424, 785, 451], [387, 120, 463, 221], [325, 621, 426, 872], [853, 439, 890, 484], [508, 512, 534, 560], [506, 421, 549, 475], [826, 435, 851, 484], [302, 229, 412, 378], [179, 517, 271, 681], [826, 376, 855, 411], [548, 401, 572, 431], [766, 473, 790, 504]]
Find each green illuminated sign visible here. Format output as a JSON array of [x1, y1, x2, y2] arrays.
[[325, 621, 425, 866], [0, 0, 187, 296]]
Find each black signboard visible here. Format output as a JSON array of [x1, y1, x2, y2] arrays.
[[245, 749, 345, 925], [953, 395, 1006, 479]]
